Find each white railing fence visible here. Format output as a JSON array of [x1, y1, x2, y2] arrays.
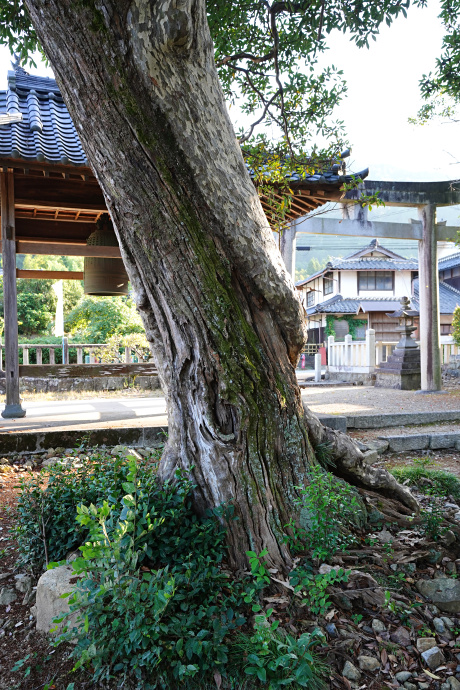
[[0, 337, 150, 371], [327, 331, 460, 373]]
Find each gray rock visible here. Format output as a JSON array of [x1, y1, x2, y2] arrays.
[[362, 450, 379, 465], [14, 574, 32, 594], [395, 672, 413, 683], [343, 661, 361, 681], [433, 617, 446, 634], [442, 683, 451, 690], [403, 684, 417, 690], [417, 578, 460, 613], [421, 646, 445, 670], [376, 529, 393, 543], [325, 623, 338, 638], [0, 458, 9, 465], [416, 637, 437, 653], [35, 565, 80, 634], [366, 439, 389, 455], [418, 685, 430, 690], [442, 530, 457, 547], [358, 655, 380, 672], [0, 587, 17, 605], [372, 618, 386, 633], [442, 616, 455, 629], [41, 457, 61, 467], [390, 625, 411, 647], [449, 679, 460, 690]]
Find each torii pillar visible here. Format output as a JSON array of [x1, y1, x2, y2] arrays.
[[280, 219, 297, 278], [418, 203, 442, 391]]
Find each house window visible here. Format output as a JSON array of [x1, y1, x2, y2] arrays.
[[307, 291, 315, 306], [358, 271, 393, 291], [441, 324, 453, 335], [453, 266, 460, 278], [324, 272, 334, 295]]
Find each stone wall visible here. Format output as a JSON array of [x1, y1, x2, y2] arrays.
[[0, 375, 160, 394]]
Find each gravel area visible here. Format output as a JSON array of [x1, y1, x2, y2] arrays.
[[302, 385, 460, 416]]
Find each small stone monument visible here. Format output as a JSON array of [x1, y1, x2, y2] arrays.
[[374, 296, 421, 390]]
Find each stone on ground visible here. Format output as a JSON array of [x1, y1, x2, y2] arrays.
[[357, 655, 380, 671], [416, 637, 437, 653], [416, 578, 460, 613], [342, 661, 361, 681], [0, 588, 17, 605], [35, 564, 79, 634], [421, 646, 445, 670]]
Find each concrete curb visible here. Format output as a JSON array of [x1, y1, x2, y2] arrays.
[[0, 415, 348, 454], [346, 410, 460, 430], [378, 431, 460, 453], [0, 426, 168, 453]]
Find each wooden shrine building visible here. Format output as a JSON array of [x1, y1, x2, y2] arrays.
[[0, 66, 367, 418]]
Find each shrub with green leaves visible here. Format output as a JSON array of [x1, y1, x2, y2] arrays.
[[14, 450, 161, 573], [390, 458, 460, 500], [284, 466, 363, 560], [56, 462, 248, 687], [230, 610, 326, 688], [290, 565, 348, 617]]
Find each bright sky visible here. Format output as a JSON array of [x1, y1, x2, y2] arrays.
[[0, 2, 456, 189]]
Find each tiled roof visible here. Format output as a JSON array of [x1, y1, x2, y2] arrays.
[[0, 67, 368, 191], [0, 67, 88, 166], [331, 258, 418, 271], [306, 294, 403, 315], [297, 256, 417, 287], [439, 252, 460, 271], [309, 281, 460, 316], [412, 279, 460, 315]]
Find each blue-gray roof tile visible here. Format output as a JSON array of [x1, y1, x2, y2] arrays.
[[0, 67, 87, 166]]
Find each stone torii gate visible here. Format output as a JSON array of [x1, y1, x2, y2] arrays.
[[282, 180, 460, 392]]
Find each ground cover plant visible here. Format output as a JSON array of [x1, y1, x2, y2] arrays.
[[390, 456, 460, 500]]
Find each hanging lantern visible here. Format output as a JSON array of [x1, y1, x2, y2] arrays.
[[84, 216, 129, 296]]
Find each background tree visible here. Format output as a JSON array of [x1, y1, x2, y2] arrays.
[[22, 254, 84, 315], [0, 0, 417, 572], [66, 296, 145, 342]]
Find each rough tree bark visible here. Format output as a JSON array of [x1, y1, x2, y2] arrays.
[[24, 0, 416, 573]]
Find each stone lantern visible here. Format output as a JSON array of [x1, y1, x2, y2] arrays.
[[375, 296, 421, 390]]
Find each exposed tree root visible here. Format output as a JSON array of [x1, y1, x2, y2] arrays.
[[303, 403, 419, 514]]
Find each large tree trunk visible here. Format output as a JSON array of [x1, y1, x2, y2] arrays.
[[24, 0, 416, 573]]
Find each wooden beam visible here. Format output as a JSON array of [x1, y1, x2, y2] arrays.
[[15, 200, 107, 213], [1, 171, 25, 418], [18, 363, 158, 378], [14, 242, 121, 258], [16, 269, 84, 280]]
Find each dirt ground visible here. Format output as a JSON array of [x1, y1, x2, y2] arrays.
[[302, 386, 460, 417]]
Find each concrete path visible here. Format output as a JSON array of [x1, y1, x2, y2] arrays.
[[0, 397, 168, 434]]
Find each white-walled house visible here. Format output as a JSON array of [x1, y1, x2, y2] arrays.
[[296, 239, 460, 343]]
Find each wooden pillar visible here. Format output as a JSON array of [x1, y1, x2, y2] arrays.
[[1, 171, 25, 417], [418, 203, 442, 391], [280, 220, 296, 278]]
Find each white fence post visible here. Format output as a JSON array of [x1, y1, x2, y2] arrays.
[[327, 335, 334, 368], [365, 329, 376, 371], [344, 334, 352, 367], [314, 352, 321, 382]]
